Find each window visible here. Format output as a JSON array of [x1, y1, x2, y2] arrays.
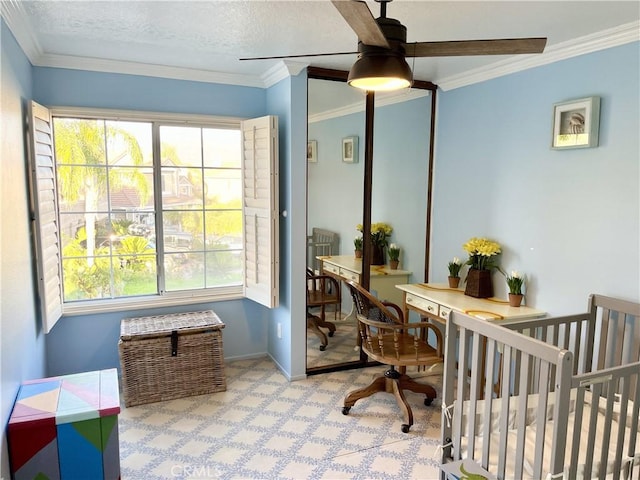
[[28, 102, 278, 333]]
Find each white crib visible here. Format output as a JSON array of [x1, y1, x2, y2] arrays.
[[440, 294, 640, 479]]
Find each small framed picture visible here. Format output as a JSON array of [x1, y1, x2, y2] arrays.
[[551, 96, 600, 149], [307, 140, 317, 163], [342, 136, 358, 163]]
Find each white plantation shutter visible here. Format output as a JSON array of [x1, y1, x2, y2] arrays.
[[242, 115, 279, 308], [28, 101, 63, 333]]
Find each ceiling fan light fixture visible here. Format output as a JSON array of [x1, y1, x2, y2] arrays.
[[347, 52, 413, 92]]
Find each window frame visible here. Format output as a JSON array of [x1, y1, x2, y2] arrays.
[[30, 104, 278, 323]]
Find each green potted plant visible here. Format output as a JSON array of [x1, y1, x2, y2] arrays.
[[388, 243, 400, 269], [504, 270, 525, 307], [447, 257, 463, 288], [354, 236, 363, 258], [356, 222, 393, 265]]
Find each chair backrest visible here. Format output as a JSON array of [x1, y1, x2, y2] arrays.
[[307, 268, 341, 308], [346, 281, 442, 367], [346, 280, 403, 324], [307, 227, 339, 271]]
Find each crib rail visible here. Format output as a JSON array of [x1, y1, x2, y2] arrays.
[[441, 310, 574, 479], [569, 362, 640, 480], [441, 294, 640, 480], [503, 294, 640, 408]]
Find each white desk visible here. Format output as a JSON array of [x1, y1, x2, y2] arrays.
[[318, 255, 411, 312], [397, 283, 546, 391], [396, 283, 545, 324]]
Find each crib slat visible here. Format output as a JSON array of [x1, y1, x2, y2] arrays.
[[482, 339, 497, 470], [562, 322, 571, 350], [548, 350, 573, 478], [466, 332, 483, 459], [573, 319, 583, 374], [497, 345, 512, 479], [624, 313, 639, 401], [598, 380, 616, 480], [569, 386, 586, 479], [533, 360, 550, 480], [612, 374, 631, 480], [598, 308, 610, 371], [441, 313, 460, 463], [605, 308, 619, 370], [514, 353, 530, 478], [452, 327, 469, 460], [513, 350, 521, 395], [626, 373, 640, 480], [613, 311, 625, 370], [583, 382, 602, 479], [546, 325, 558, 392], [584, 295, 598, 372]]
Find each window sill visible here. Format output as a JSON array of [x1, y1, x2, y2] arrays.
[[61, 287, 244, 317]]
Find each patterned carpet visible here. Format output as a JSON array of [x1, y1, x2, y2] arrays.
[[119, 357, 444, 479], [306, 317, 360, 369]]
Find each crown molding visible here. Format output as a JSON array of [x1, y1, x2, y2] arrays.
[[1, 0, 43, 60], [437, 21, 640, 91], [261, 60, 309, 87], [35, 53, 266, 88], [309, 89, 430, 123]]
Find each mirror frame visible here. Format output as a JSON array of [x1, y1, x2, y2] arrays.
[[306, 66, 438, 375]]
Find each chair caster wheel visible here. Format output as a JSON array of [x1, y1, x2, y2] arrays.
[[319, 345, 326, 351], [401, 424, 410, 433], [424, 397, 434, 406], [328, 331, 334, 337], [342, 407, 351, 415]]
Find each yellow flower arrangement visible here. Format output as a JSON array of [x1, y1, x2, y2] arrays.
[[462, 237, 501, 271], [357, 222, 393, 247]]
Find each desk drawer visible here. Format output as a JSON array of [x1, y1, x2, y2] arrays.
[[339, 268, 360, 283], [323, 263, 340, 276], [406, 293, 439, 316], [439, 306, 451, 321]]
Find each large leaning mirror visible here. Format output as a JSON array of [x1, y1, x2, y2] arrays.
[[306, 67, 436, 374]]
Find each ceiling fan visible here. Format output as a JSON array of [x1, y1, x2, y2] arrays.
[[240, 0, 547, 91]]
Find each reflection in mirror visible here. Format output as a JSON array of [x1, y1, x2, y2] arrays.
[[307, 77, 365, 370], [306, 71, 434, 373]]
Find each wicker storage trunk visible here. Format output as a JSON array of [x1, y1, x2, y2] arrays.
[[119, 310, 226, 407]]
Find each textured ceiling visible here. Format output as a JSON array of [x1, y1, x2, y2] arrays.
[[4, 1, 639, 90]]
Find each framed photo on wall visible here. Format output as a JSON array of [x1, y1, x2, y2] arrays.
[[342, 136, 358, 163], [307, 140, 318, 163], [551, 96, 600, 149]]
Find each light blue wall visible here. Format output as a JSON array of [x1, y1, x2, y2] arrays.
[[0, 20, 47, 477], [34, 67, 266, 117], [45, 301, 269, 376], [265, 71, 308, 380], [432, 42, 640, 314], [32, 67, 276, 376]]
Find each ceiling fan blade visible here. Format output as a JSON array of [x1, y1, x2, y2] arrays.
[[405, 38, 547, 57], [331, 0, 390, 48], [239, 51, 358, 61]]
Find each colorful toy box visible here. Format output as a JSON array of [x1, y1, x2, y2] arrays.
[[8, 369, 120, 479]]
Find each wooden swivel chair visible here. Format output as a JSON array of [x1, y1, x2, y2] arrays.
[[306, 268, 340, 351], [342, 281, 443, 432]]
